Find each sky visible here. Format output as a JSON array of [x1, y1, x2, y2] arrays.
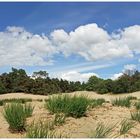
[[0, 2, 140, 82]]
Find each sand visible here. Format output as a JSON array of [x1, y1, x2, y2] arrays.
[[0, 91, 140, 138]]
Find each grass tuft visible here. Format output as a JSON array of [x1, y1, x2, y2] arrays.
[[119, 119, 135, 135], [112, 97, 131, 108], [0, 100, 4, 106], [131, 111, 140, 122], [54, 113, 66, 126], [45, 95, 89, 118], [24, 103, 34, 117], [89, 98, 105, 108], [90, 122, 115, 138], [26, 120, 57, 138], [3, 103, 34, 132], [134, 102, 140, 110]]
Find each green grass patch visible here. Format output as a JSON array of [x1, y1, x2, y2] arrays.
[[119, 119, 135, 135], [112, 97, 131, 108], [89, 98, 106, 108], [3, 98, 32, 104], [24, 103, 34, 117], [90, 123, 115, 138], [3, 103, 34, 132], [26, 120, 57, 138], [45, 95, 89, 118], [54, 113, 66, 126], [131, 111, 140, 122], [134, 102, 140, 110], [0, 100, 4, 106]]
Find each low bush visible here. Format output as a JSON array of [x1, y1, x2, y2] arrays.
[[119, 119, 135, 135], [45, 95, 89, 118], [131, 111, 140, 122], [3, 103, 34, 132], [112, 97, 131, 108]]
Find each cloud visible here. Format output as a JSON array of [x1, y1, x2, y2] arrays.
[[111, 64, 137, 80], [52, 71, 98, 82], [123, 64, 137, 71], [0, 26, 57, 66], [1, 24, 140, 67], [111, 73, 123, 80], [51, 23, 133, 61]]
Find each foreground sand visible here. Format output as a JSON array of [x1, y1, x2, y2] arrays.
[[0, 91, 140, 138]]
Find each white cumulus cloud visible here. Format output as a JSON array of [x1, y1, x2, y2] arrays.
[[0, 26, 57, 66], [52, 71, 98, 82]]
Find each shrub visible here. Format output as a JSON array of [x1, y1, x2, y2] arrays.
[[112, 97, 131, 108], [119, 119, 135, 135], [90, 123, 115, 138], [24, 103, 34, 117], [45, 95, 89, 118], [131, 111, 140, 122], [54, 113, 66, 126], [3, 103, 26, 132], [26, 121, 56, 138], [0, 100, 4, 106]]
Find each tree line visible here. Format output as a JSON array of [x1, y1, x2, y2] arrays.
[[0, 67, 140, 95]]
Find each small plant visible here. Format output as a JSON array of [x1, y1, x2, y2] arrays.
[[131, 111, 140, 122], [127, 96, 137, 101], [119, 119, 135, 135], [89, 98, 105, 108], [90, 122, 115, 138], [3, 103, 26, 132], [45, 95, 89, 118], [112, 97, 131, 108], [0, 100, 4, 106], [135, 102, 140, 110], [3, 103, 34, 132], [3, 98, 32, 104], [24, 104, 34, 117], [26, 120, 56, 138], [54, 113, 66, 126], [36, 99, 43, 102]]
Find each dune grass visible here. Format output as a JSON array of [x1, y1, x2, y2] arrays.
[[26, 120, 57, 138], [89, 98, 105, 108], [90, 123, 115, 138], [54, 113, 66, 126], [0, 100, 4, 106], [131, 111, 140, 122], [134, 102, 140, 110], [119, 119, 135, 135], [2, 98, 32, 104], [3, 103, 34, 132], [111, 97, 131, 108], [24, 103, 34, 117], [45, 95, 90, 118]]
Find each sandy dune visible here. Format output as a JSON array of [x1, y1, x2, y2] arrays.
[[0, 91, 140, 138]]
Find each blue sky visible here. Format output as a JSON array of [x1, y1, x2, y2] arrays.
[[0, 2, 140, 82]]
